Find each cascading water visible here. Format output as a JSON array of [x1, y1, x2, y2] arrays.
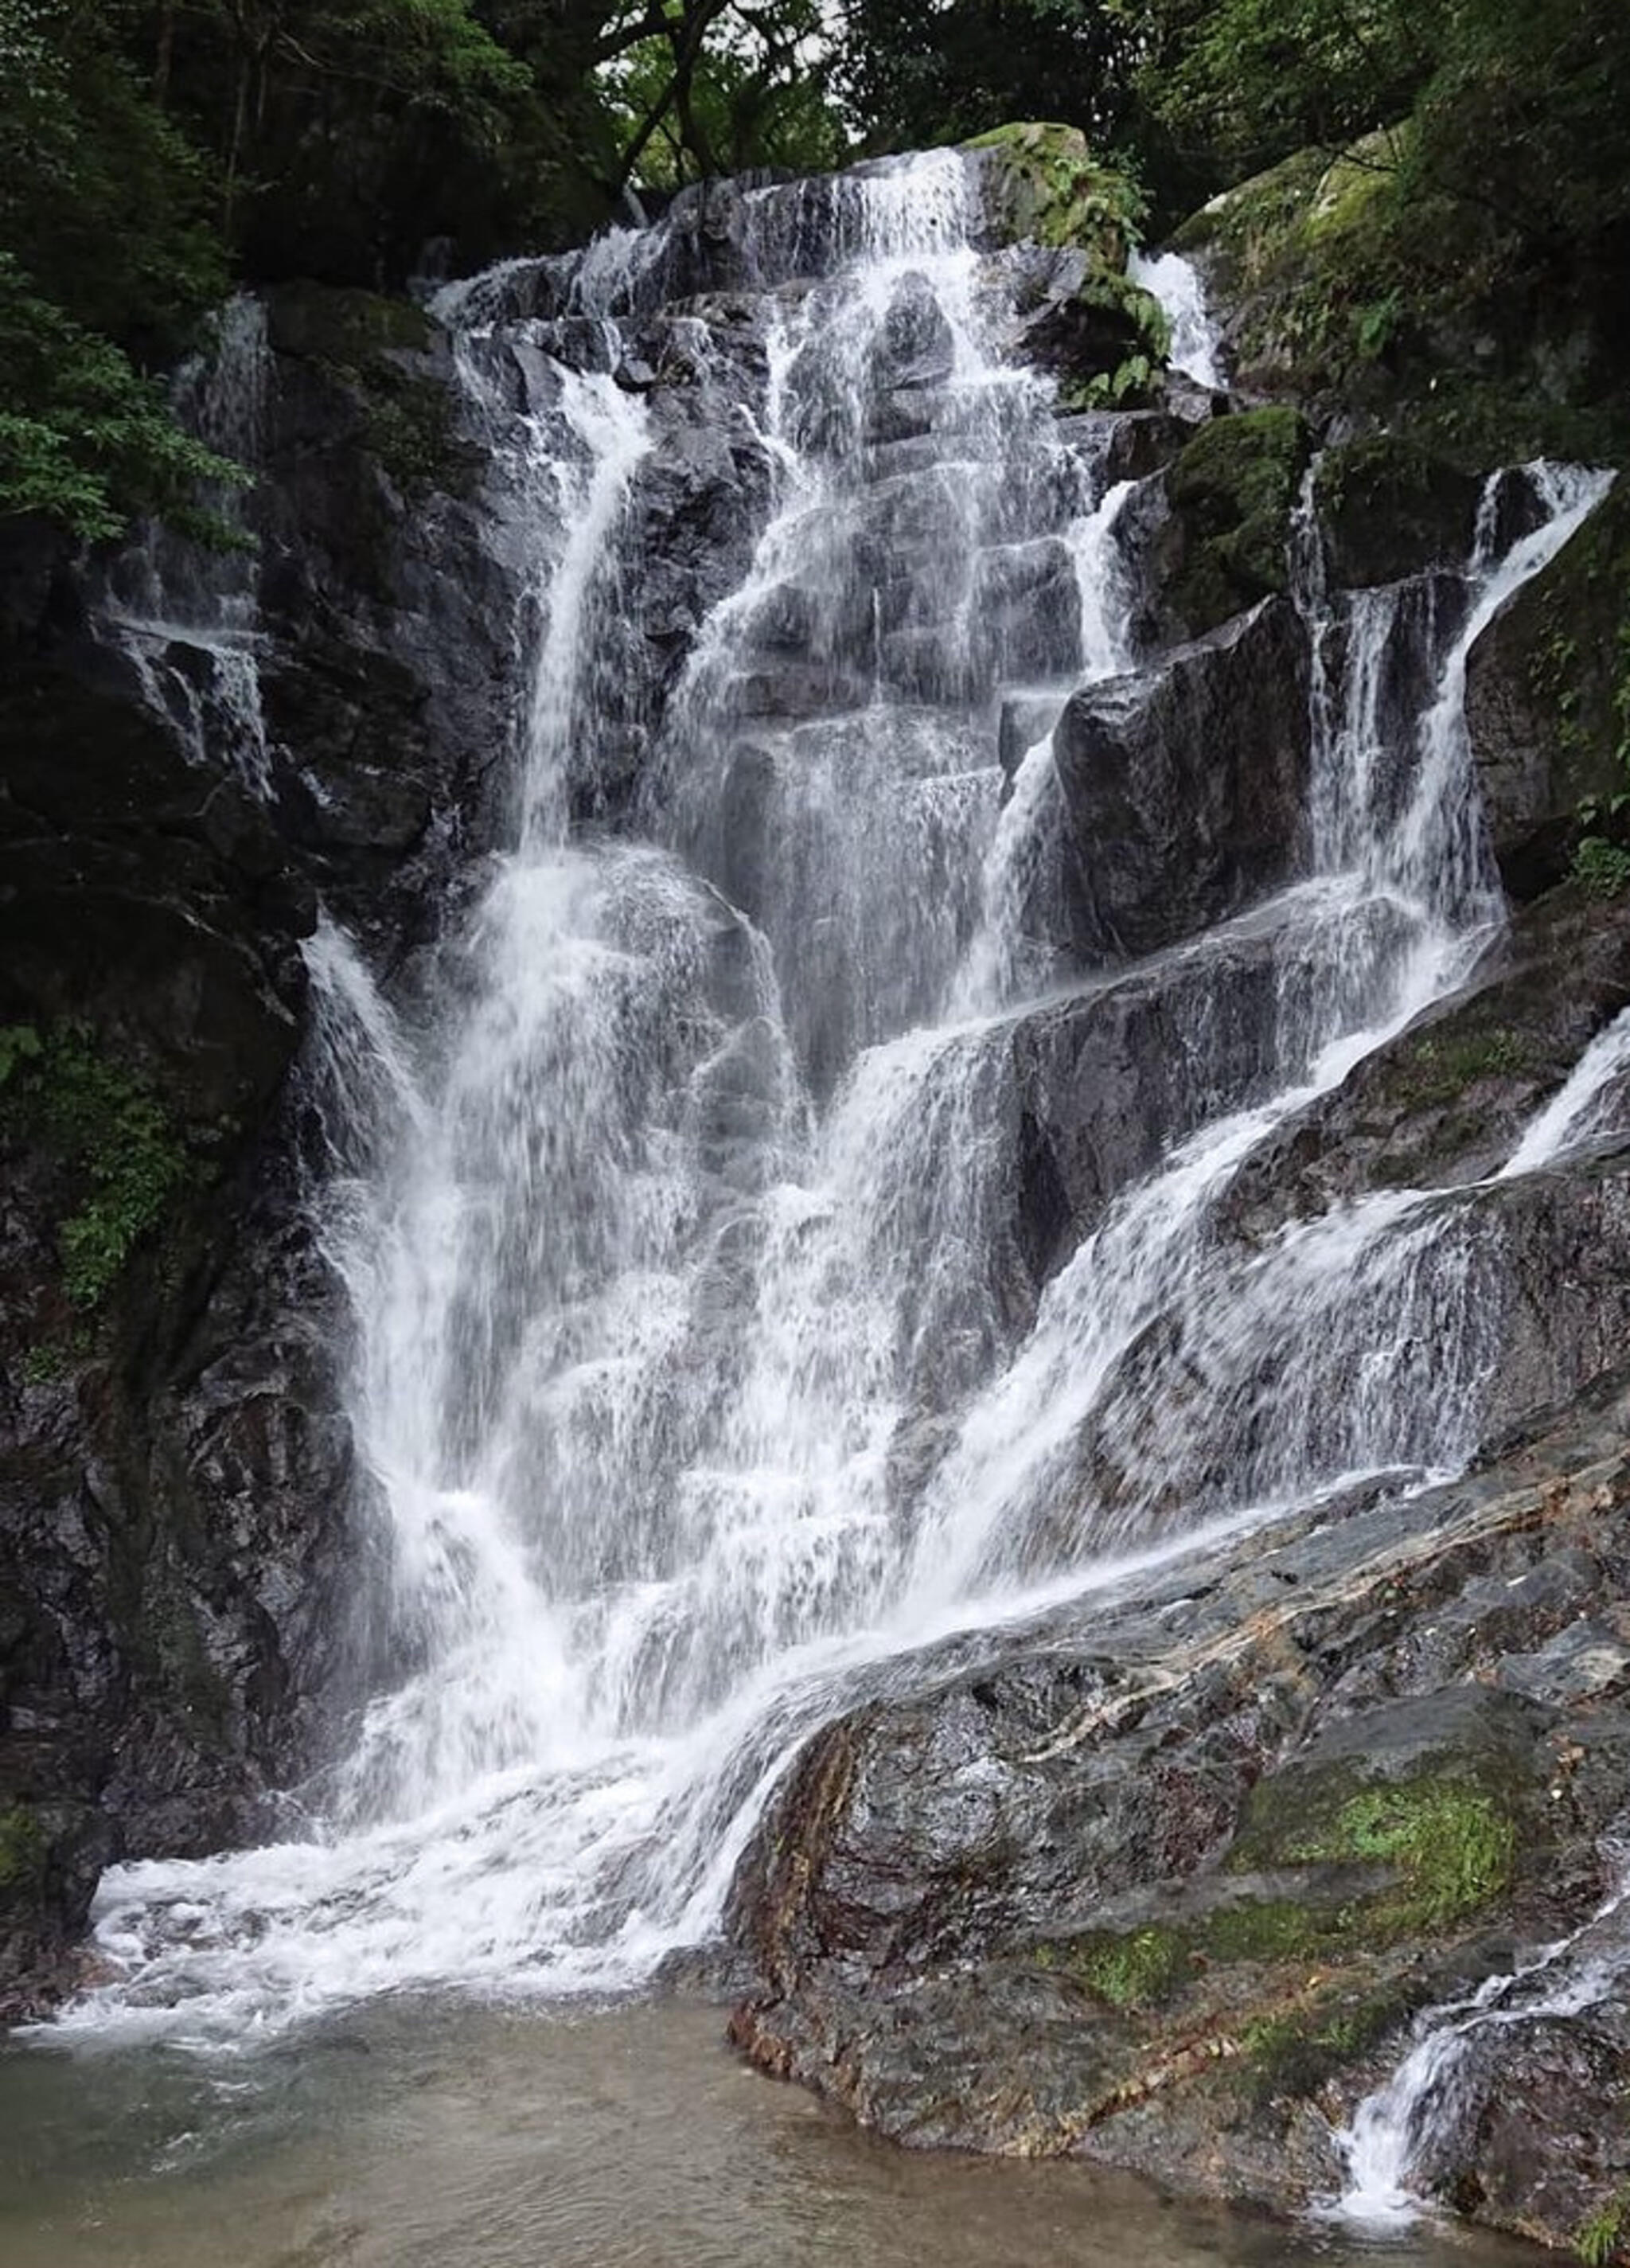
[[1129, 249, 1224, 389], [49, 154, 1620, 2049], [1332, 1860, 1630, 2225], [96, 295, 275, 798]]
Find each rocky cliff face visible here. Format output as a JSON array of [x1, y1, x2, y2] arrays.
[[3, 123, 1630, 2257]]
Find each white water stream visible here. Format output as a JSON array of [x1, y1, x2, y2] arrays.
[[45, 158, 1618, 2063], [1333, 1863, 1630, 2224], [98, 295, 275, 798], [1129, 250, 1224, 389]]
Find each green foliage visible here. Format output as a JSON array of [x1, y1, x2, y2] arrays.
[[21, 1338, 69, 1384], [0, 255, 245, 543], [602, 0, 845, 189], [1149, 0, 1630, 430], [0, 2, 228, 362], [0, 1804, 46, 1893], [1571, 837, 1630, 901], [0, 1025, 189, 1310], [1054, 264, 1171, 410], [965, 120, 1145, 254], [0, 1021, 41, 1086], [836, 0, 1137, 155], [1144, 0, 1429, 175], [1577, 2194, 1630, 2268]]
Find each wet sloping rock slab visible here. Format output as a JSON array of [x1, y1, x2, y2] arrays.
[[1222, 881, 1630, 1230], [726, 1380, 1630, 2243]]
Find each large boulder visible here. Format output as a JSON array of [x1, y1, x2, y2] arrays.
[[962, 123, 1140, 261], [1146, 407, 1314, 640], [727, 1384, 1630, 2239], [1312, 431, 1484, 587], [1050, 597, 1311, 964]]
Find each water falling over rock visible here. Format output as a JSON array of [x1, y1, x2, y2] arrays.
[[36, 150, 1628, 2226]]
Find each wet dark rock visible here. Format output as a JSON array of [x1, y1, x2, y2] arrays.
[[727, 1386, 1630, 2220], [877, 274, 956, 391], [1051, 599, 1312, 963], [0, 661, 345, 2013], [1312, 431, 1484, 587], [0, 660, 309, 1125], [1465, 478, 1630, 899], [1056, 406, 1211, 486], [1010, 907, 1308, 1278], [1148, 408, 1314, 641]]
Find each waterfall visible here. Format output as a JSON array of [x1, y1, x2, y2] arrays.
[[1129, 250, 1224, 389], [45, 154, 1620, 2047]]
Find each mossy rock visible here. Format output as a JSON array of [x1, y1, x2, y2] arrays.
[[0, 1021, 189, 1312], [1039, 266, 1172, 410], [1173, 131, 1416, 404], [1312, 431, 1483, 585], [964, 122, 1142, 263], [1235, 1982, 1420, 2106], [1228, 1689, 1540, 1934], [1015, 1691, 1542, 2128], [1158, 405, 1312, 634], [0, 1806, 47, 1901], [1170, 129, 1630, 459], [1465, 476, 1630, 895], [1379, 1021, 1542, 1116]]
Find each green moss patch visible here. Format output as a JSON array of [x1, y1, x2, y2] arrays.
[[0, 1022, 189, 1310], [1237, 1984, 1415, 2104], [1286, 1782, 1515, 1932], [1163, 406, 1312, 630], [1232, 1753, 1523, 1939], [0, 1805, 47, 1898], [1032, 1894, 1363, 2015], [1388, 1024, 1535, 1110]]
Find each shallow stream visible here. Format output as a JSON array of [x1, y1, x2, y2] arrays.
[[0, 2000, 1538, 2267]]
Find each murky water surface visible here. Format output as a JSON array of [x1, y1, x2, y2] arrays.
[[0, 1998, 1534, 2266]]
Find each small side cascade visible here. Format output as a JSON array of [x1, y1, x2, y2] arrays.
[[1128, 248, 1225, 389], [1503, 1004, 1630, 1176], [96, 294, 275, 798], [1332, 1864, 1630, 2225]]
